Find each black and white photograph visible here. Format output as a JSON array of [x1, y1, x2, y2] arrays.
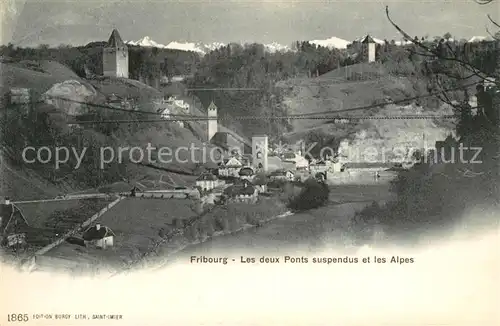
[[1, 0, 499, 324]]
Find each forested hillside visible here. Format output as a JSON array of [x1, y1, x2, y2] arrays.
[[1, 36, 498, 194]]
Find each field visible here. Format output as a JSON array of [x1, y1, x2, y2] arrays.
[[6, 198, 114, 255], [0, 58, 214, 202], [88, 77, 163, 106], [0, 60, 91, 95], [36, 195, 291, 272], [42, 197, 199, 267], [166, 183, 394, 264]]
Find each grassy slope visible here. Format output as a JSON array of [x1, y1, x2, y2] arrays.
[[0, 158, 64, 200], [0, 60, 215, 200], [277, 62, 456, 153], [44, 197, 200, 266], [0, 61, 93, 95]]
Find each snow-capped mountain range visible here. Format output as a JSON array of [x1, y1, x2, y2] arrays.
[[125, 36, 291, 54], [125, 34, 496, 55]]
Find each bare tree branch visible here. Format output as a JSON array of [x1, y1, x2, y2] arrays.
[[475, 0, 495, 4], [486, 27, 500, 41], [487, 14, 500, 29], [385, 6, 493, 83]]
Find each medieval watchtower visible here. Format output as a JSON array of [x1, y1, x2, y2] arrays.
[[103, 29, 129, 78], [361, 34, 377, 63]]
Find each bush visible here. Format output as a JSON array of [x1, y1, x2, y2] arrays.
[[198, 221, 208, 240], [187, 223, 199, 242], [287, 179, 330, 211], [172, 218, 184, 229], [221, 217, 230, 233], [244, 211, 260, 225], [202, 218, 215, 236], [214, 216, 226, 232], [268, 179, 287, 189]]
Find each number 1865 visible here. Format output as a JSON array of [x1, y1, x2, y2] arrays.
[[7, 314, 29, 322]]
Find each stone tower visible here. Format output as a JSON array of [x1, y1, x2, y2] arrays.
[[252, 135, 269, 172], [361, 35, 376, 63], [103, 29, 129, 78], [207, 101, 218, 142]]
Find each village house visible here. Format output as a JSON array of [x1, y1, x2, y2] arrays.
[[309, 160, 329, 177], [240, 154, 253, 166], [0, 198, 30, 248], [206, 101, 252, 156], [269, 170, 295, 182], [223, 179, 259, 204], [218, 156, 243, 178], [281, 151, 309, 171], [238, 166, 255, 181], [4, 87, 32, 114], [82, 224, 115, 249], [103, 29, 129, 78], [196, 173, 223, 192], [432, 135, 459, 164]]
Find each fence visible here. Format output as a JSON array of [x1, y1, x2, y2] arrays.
[[29, 196, 125, 260]]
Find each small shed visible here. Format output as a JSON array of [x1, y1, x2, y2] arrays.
[[82, 224, 115, 249], [0, 202, 30, 248]]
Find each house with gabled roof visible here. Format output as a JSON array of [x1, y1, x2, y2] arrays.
[[223, 179, 258, 204], [269, 169, 295, 182], [82, 223, 115, 249], [196, 173, 223, 192], [218, 156, 243, 178]]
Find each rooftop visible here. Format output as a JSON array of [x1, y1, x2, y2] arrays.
[[82, 225, 115, 241], [344, 162, 395, 169], [361, 35, 376, 44], [196, 173, 218, 181]]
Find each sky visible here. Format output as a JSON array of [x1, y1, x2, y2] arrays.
[[1, 0, 498, 47]]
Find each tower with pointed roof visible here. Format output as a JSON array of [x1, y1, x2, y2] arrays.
[[207, 101, 218, 142], [103, 29, 129, 78], [361, 34, 376, 63]]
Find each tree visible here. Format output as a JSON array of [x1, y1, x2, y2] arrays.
[[379, 1, 500, 230]]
